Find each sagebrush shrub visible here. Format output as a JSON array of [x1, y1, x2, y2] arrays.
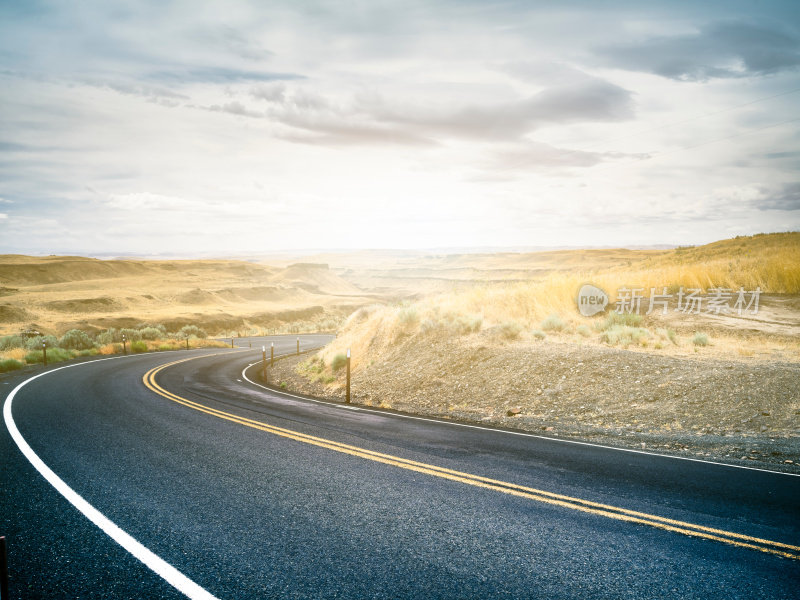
[[59, 329, 94, 350]]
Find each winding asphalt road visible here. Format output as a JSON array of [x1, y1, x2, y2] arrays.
[[2, 334, 799, 599]]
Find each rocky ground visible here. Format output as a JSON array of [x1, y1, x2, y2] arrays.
[[268, 334, 800, 474]]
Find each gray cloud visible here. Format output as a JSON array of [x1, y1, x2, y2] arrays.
[[250, 83, 287, 103], [205, 101, 265, 118], [251, 78, 633, 146], [756, 182, 800, 211], [479, 142, 651, 177], [595, 20, 800, 81], [189, 25, 274, 62], [147, 66, 304, 84], [367, 79, 634, 140], [276, 119, 438, 148], [195, 88, 437, 146]]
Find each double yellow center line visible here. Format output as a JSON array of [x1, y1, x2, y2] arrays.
[[144, 354, 800, 561]]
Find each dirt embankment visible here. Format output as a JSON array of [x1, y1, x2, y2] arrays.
[[268, 334, 800, 473]]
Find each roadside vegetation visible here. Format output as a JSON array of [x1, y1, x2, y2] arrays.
[[0, 323, 227, 370], [302, 233, 800, 381]]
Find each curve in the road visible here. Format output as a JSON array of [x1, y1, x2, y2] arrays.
[[145, 354, 800, 561], [3, 354, 229, 600]]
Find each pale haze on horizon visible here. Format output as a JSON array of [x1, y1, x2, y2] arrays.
[[1, 0, 799, 255]]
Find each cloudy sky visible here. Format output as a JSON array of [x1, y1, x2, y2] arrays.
[[1, 0, 799, 255]]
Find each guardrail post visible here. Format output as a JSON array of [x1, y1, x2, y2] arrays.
[[1, 535, 9, 600], [346, 348, 351, 404], [42, 342, 47, 367]]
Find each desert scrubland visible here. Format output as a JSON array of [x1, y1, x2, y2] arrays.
[[275, 233, 800, 470], [1, 232, 798, 469]]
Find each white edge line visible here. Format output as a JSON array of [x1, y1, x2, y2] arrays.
[[239, 358, 799, 478], [2, 355, 220, 600]]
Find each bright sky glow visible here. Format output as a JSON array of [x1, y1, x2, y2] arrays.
[[1, 1, 799, 254]]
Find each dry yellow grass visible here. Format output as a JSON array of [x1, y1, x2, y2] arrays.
[[0, 338, 230, 365], [2, 348, 27, 362], [315, 232, 800, 370], [614, 233, 800, 294]]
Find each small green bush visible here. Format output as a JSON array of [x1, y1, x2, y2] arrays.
[[531, 329, 546, 340], [331, 353, 348, 371], [137, 323, 167, 334], [130, 340, 147, 353], [496, 321, 522, 340], [447, 313, 482, 335], [0, 335, 23, 350], [77, 348, 98, 357], [541, 314, 565, 332], [138, 326, 165, 341], [177, 325, 207, 339], [96, 328, 118, 344], [421, 313, 483, 336], [601, 325, 650, 347], [25, 348, 72, 364], [24, 351, 43, 364], [0, 358, 23, 372], [59, 329, 94, 350], [280, 382, 288, 390], [25, 335, 58, 351], [601, 312, 643, 330], [576, 325, 591, 337], [120, 328, 142, 342], [692, 332, 709, 347]]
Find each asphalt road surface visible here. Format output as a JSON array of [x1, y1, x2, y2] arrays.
[[2, 334, 798, 599]]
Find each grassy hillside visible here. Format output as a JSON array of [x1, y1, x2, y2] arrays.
[[312, 232, 800, 371], [0, 257, 370, 336]]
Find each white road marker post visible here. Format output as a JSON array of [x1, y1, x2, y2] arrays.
[[270, 342, 274, 367], [42, 341, 47, 367], [262, 346, 267, 384]]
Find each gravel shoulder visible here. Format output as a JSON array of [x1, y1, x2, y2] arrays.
[[268, 334, 800, 474]]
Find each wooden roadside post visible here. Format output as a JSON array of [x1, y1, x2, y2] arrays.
[[270, 342, 274, 367], [345, 348, 351, 404], [297, 337, 300, 355], [122, 334, 127, 355], [42, 341, 47, 367], [0, 535, 9, 600]]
